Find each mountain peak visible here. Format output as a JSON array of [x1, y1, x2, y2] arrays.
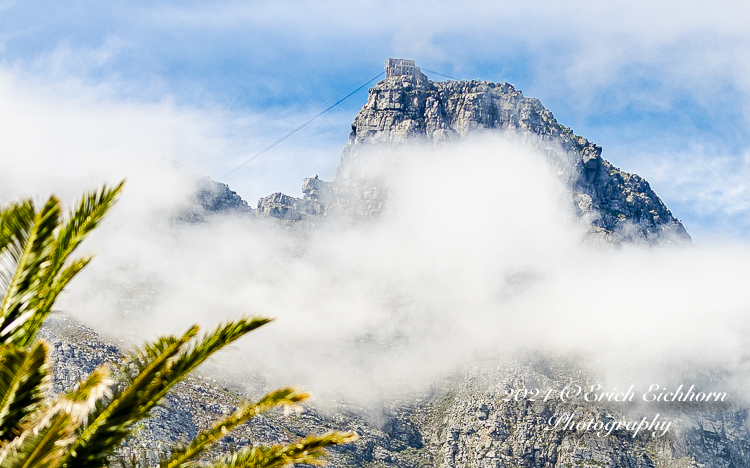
[[248, 64, 690, 245]]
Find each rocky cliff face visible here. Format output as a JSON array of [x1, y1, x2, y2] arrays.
[[257, 75, 690, 245]]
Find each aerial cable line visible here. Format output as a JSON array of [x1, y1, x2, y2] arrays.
[[220, 70, 385, 181], [422, 68, 456, 80]]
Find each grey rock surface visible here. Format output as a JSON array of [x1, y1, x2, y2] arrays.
[[196, 176, 252, 215], [180, 175, 254, 223]]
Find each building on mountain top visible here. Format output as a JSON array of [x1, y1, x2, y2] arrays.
[[385, 58, 428, 82]]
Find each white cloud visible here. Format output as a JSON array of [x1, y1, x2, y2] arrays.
[[5, 118, 740, 404], [624, 147, 750, 242]]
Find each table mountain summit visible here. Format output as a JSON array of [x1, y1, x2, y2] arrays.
[[248, 62, 689, 245]]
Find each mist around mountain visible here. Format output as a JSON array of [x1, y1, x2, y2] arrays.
[[4, 67, 750, 466]]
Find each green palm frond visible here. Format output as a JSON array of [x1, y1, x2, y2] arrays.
[[124, 335, 182, 377], [63, 326, 198, 468], [50, 182, 123, 279], [0, 365, 112, 468], [17, 255, 92, 352], [0, 201, 36, 295], [0, 197, 60, 346], [38, 182, 123, 319], [61, 366, 113, 424], [208, 432, 360, 468], [68, 318, 272, 467], [1, 410, 77, 468], [0, 341, 50, 441], [0, 185, 359, 468], [0, 182, 123, 348], [152, 317, 272, 405], [163, 388, 309, 468], [23, 183, 123, 348]]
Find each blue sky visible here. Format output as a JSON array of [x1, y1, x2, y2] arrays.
[[2, 0, 750, 242]]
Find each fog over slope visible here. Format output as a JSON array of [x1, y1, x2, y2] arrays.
[[1, 71, 749, 409]]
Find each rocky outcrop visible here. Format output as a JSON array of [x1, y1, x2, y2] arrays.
[[196, 177, 252, 214], [180, 176, 254, 223], [256, 179, 330, 222], [257, 75, 690, 244]]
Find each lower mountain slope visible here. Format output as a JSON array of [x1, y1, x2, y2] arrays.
[[42, 313, 748, 467]]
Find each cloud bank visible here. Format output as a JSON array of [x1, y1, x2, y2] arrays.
[[67, 134, 750, 406], [0, 64, 748, 408]]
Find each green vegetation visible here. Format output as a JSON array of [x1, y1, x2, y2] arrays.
[[0, 183, 357, 467]]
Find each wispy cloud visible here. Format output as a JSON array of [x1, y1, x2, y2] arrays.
[[627, 147, 750, 241]]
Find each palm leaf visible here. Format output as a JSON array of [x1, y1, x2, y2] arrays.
[[124, 335, 181, 377], [1, 411, 76, 468], [0, 341, 50, 441], [50, 182, 123, 274], [40, 182, 123, 314], [17, 256, 92, 351], [0, 197, 60, 347], [0, 182, 123, 349], [67, 318, 272, 467], [0, 185, 358, 468], [60, 365, 113, 424], [149, 317, 272, 408], [0, 201, 36, 297], [163, 388, 309, 468], [0, 365, 112, 468], [26, 183, 123, 348], [61, 326, 198, 468], [208, 432, 359, 468]]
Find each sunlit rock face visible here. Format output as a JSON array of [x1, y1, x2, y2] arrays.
[[257, 75, 690, 245]]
